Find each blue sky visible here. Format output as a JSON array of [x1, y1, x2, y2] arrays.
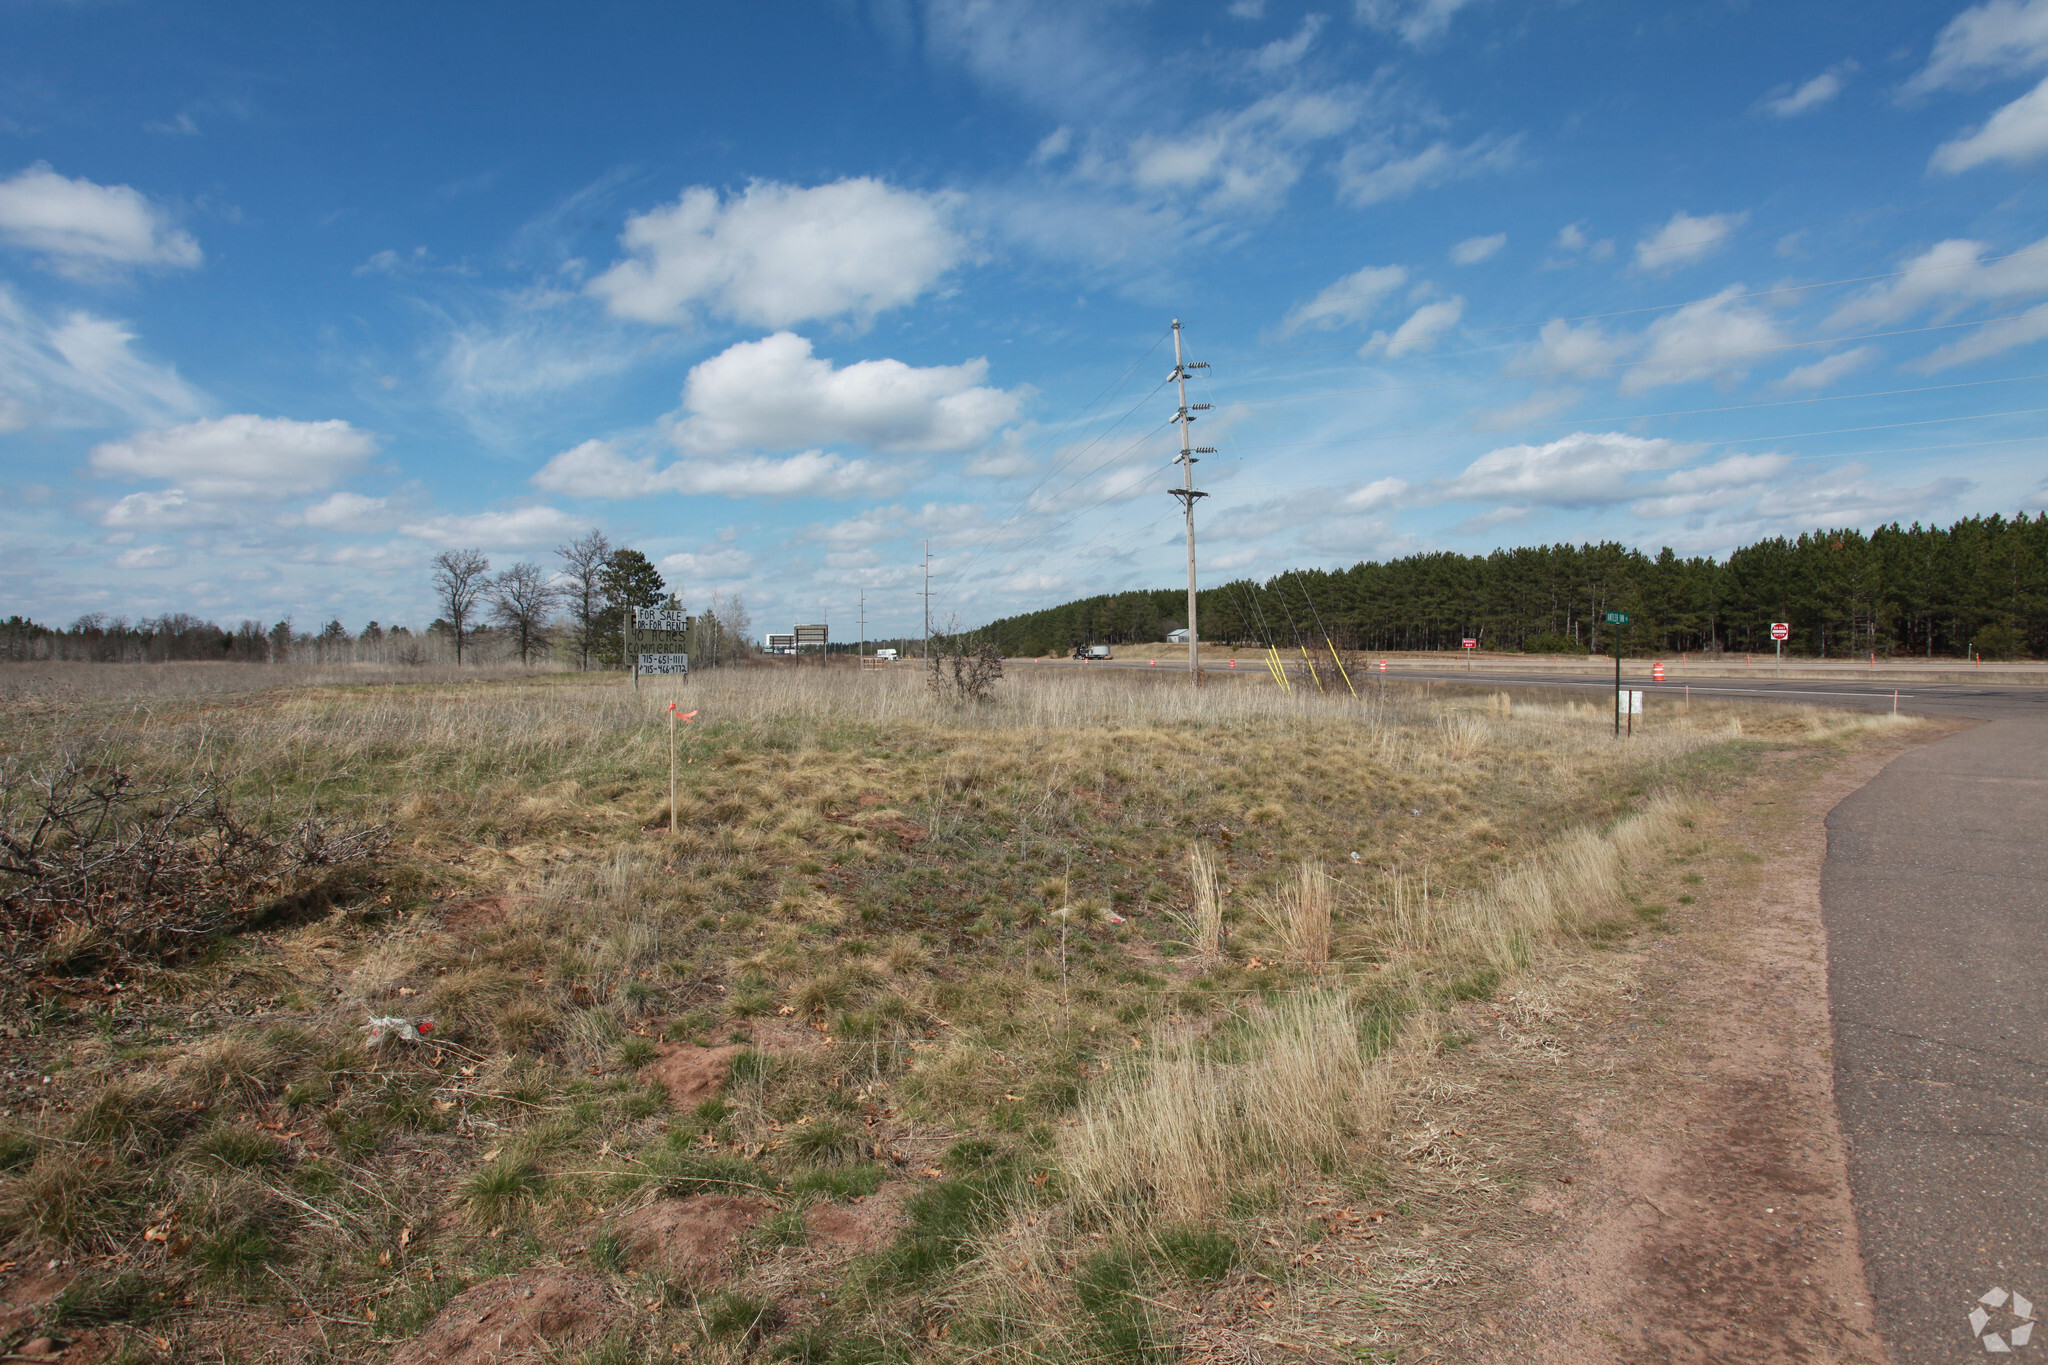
[[4, 0, 2047, 639]]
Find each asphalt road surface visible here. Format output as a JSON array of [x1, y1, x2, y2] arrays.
[[1022, 655, 2048, 1358]]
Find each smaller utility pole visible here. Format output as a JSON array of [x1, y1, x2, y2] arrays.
[[859, 590, 866, 668], [921, 540, 932, 661]]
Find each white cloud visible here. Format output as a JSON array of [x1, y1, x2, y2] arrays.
[[1253, 14, 1326, 71], [398, 506, 584, 549], [89, 415, 378, 499], [1368, 298, 1464, 358], [1633, 210, 1748, 273], [1514, 319, 1632, 377], [1932, 74, 2048, 170], [301, 491, 394, 532], [531, 439, 905, 502], [112, 545, 179, 571], [1553, 222, 1616, 261], [1343, 477, 1410, 510], [1826, 232, 2048, 328], [668, 332, 1024, 455], [1228, 0, 1267, 17], [963, 428, 1039, 478], [1450, 233, 1505, 264], [1475, 388, 1583, 427], [99, 488, 239, 531], [1280, 264, 1409, 333], [1774, 346, 1878, 391], [0, 289, 206, 431], [0, 163, 201, 276], [1624, 452, 1797, 520], [1905, 0, 2048, 94], [1355, 0, 1488, 45], [587, 178, 965, 329], [657, 547, 757, 581], [1126, 88, 1367, 213], [1621, 287, 1787, 394], [1759, 64, 1854, 117], [1911, 307, 2048, 370], [1442, 431, 1692, 506], [1335, 135, 1518, 206]]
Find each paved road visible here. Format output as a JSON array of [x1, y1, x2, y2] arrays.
[[1015, 655, 2048, 722], [1821, 706, 2048, 1362]]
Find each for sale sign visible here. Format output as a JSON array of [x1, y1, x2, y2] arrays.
[[1770, 622, 1790, 641], [638, 653, 689, 675]]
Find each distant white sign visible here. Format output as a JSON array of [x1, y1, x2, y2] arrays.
[[635, 608, 690, 632], [1616, 689, 1643, 715], [1770, 622, 1790, 642], [638, 653, 689, 674]]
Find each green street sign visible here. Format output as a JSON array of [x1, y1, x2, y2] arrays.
[[1604, 611, 1630, 625]]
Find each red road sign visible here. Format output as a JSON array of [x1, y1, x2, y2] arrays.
[[1461, 638, 1477, 650], [1652, 662, 1666, 682], [1770, 622, 1790, 641]]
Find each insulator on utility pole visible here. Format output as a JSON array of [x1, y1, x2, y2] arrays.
[[1169, 319, 1208, 688]]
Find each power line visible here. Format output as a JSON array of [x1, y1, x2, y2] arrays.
[[1210, 242, 2048, 364], [1202, 306, 2048, 409]]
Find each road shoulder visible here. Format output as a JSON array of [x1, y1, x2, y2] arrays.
[[1423, 723, 1953, 1363]]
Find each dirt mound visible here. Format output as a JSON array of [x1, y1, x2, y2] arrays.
[[646, 1042, 744, 1105], [390, 1268, 622, 1365], [803, 1186, 909, 1255], [615, 1195, 766, 1280]]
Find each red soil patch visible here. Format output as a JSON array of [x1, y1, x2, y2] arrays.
[[390, 1268, 622, 1365], [645, 1042, 744, 1106], [440, 895, 509, 931], [615, 1195, 767, 1280], [803, 1186, 909, 1255]]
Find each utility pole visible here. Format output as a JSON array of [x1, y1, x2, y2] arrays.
[[921, 540, 932, 662], [1168, 319, 1211, 688], [858, 590, 866, 669]]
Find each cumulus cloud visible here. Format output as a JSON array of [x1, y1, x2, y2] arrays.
[[1450, 233, 1505, 264], [668, 332, 1024, 455], [1367, 298, 1464, 358], [657, 546, 756, 581], [1912, 308, 2048, 370], [1355, 0, 1488, 44], [301, 491, 394, 532], [89, 415, 378, 499], [1774, 346, 1878, 391], [1125, 88, 1367, 213], [398, 506, 585, 548], [1931, 74, 2048, 169], [1759, 63, 1855, 117], [0, 289, 205, 431], [531, 439, 905, 501], [1633, 210, 1747, 273], [1621, 288, 1788, 393], [1905, 0, 2048, 95], [1514, 319, 1632, 377], [1553, 221, 1616, 262], [1343, 477, 1410, 510], [1280, 264, 1409, 333], [1441, 431, 1692, 506], [1825, 232, 2048, 333], [587, 178, 965, 329], [1335, 134, 1518, 206], [0, 163, 201, 276]]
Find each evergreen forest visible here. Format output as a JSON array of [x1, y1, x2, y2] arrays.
[[973, 514, 2048, 660]]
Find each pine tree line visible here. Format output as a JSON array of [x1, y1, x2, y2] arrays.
[[974, 514, 2048, 660]]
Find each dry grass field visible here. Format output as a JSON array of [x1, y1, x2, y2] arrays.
[[0, 661, 1909, 1364]]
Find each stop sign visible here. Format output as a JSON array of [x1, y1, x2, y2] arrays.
[[1652, 662, 1666, 682], [1770, 622, 1790, 641]]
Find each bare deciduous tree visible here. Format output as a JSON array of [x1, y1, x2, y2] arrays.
[[555, 528, 611, 671], [489, 561, 560, 665], [431, 548, 490, 665]]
